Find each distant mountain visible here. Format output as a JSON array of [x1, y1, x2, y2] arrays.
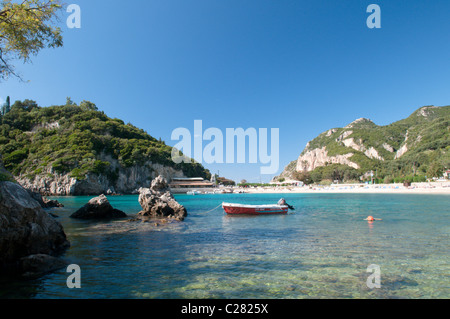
[[0, 99, 210, 195], [275, 105, 450, 183]]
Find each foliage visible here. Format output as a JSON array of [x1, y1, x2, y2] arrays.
[[217, 177, 236, 186], [285, 105, 450, 184], [0, 0, 63, 80], [0, 99, 211, 182]]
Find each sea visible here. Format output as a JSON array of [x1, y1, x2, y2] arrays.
[[1, 193, 449, 299]]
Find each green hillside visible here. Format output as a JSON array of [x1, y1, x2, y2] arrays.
[[277, 105, 450, 184], [0, 99, 210, 192]]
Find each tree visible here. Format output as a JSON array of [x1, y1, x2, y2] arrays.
[[11, 99, 38, 111], [427, 162, 443, 178], [79, 100, 98, 111], [5, 96, 9, 112], [1, 95, 9, 115], [65, 97, 76, 106], [0, 0, 63, 80], [292, 171, 313, 185]]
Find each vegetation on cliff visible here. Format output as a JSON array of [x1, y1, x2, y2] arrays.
[[278, 105, 450, 184], [0, 99, 211, 188]]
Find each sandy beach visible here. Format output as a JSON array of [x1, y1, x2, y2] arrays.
[[237, 182, 450, 195]]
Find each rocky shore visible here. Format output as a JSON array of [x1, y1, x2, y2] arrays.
[[0, 181, 70, 279], [16, 161, 186, 196]]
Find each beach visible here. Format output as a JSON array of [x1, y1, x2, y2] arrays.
[[238, 182, 450, 195]]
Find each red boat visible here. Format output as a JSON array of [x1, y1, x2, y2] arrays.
[[222, 202, 289, 215]]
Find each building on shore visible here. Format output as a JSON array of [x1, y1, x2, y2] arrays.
[[169, 177, 215, 194]]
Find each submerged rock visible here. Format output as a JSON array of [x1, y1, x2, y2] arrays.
[[19, 254, 69, 279], [70, 194, 127, 220], [0, 181, 70, 278], [137, 176, 187, 221]]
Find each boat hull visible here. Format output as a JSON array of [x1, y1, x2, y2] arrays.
[[222, 203, 288, 215]]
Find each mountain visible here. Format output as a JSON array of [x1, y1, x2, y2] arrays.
[[275, 105, 450, 184], [0, 99, 210, 195]]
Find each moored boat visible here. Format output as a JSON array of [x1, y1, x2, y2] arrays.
[[222, 202, 289, 215]]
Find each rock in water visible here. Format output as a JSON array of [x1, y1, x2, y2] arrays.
[[70, 194, 127, 219], [26, 190, 64, 209], [138, 176, 187, 221], [0, 181, 70, 278]]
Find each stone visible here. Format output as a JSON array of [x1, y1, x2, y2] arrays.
[[26, 190, 64, 209], [137, 176, 187, 221], [19, 254, 69, 279], [70, 194, 127, 219], [0, 181, 70, 277]]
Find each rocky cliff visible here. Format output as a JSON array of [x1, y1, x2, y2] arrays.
[[16, 159, 186, 196], [275, 105, 450, 182], [0, 100, 211, 195]]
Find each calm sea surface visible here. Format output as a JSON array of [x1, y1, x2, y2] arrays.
[[1, 193, 449, 299]]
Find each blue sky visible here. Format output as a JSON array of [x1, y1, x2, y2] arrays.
[[1, 0, 450, 182]]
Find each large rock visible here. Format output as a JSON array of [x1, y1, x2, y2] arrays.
[[0, 181, 70, 277], [138, 176, 187, 221], [70, 194, 127, 219]]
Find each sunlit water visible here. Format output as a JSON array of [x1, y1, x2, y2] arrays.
[[1, 193, 449, 299]]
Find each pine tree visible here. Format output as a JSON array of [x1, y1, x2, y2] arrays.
[[5, 96, 10, 113]]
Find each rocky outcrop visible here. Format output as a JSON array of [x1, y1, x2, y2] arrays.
[[345, 118, 375, 129], [26, 190, 64, 209], [364, 147, 384, 161], [395, 131, 409, 159], [382, 143, 395, 153], [16, 159, 186, 196], [70, 194, 127, 220], [137, 176, 187, 221], [0, 181, 70, 278], [296, 147, 359, 172]]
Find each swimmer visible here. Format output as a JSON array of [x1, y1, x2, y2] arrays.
[[364, 216, 382, 221]]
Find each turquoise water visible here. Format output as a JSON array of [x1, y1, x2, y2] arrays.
[[1, 193, 449, 299]]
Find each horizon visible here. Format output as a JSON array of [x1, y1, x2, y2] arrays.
[[2, 0, 450, 182]]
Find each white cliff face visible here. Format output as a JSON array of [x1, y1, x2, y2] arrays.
[[296, 147, 359, 172], [338, 134, 384, 161], [30, 121, 60, 133], [326, 129, 338, 137], [383, 143, 395, 153], [342, 138, 364, 151], [418, 106, 438, 117], [16, 159, 186, 196], [336, 131, 353, 142], [364, 147, 384, 161], [395, 131, 409, 159]]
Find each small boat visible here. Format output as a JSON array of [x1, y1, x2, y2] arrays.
[[187, 190, 202, 195], [222, 202, 289, 215]]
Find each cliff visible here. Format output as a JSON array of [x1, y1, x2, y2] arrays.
[[275, 105, 450, 182], [0, 100, 210, 195]]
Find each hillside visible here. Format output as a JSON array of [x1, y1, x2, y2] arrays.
[[275, 105, 450, 184], [0, 99, 210, 195]]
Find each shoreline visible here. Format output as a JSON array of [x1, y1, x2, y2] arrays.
[[236, 182, 450, 195]]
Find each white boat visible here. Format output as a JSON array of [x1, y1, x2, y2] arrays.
[[187, 190, 202, 195]]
